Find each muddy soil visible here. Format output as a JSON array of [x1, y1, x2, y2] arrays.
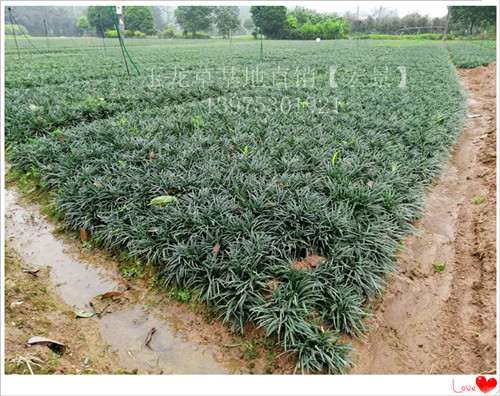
[[4, 189, 293, 374], [351, 63, 497, 374], [4, 249, 124, 374]]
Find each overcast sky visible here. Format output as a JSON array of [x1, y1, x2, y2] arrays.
[[288, 1, 449, 17]]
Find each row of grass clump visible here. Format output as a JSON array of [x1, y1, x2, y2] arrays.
[[4, 39, 320, 88], [7, 40, 466, 373], [5, 77, 236, 145], [353, 33, 450, 40], [446, 41, 496, 68]]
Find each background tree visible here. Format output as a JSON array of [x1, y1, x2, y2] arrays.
[[400, 12, 430, 32], [76, 15, 89, 36], [288, 7, 326, 26], [175, 6, 214, 37], [124, 6, 155, 34], [214, 6, 240, 38], [8, 6, 85, 36], [151, 6, 167, 32], [243, 18, 255, 33], [5, 23, 30, 36], [287, 15, 298, 30], [87, 6, 116, 37], [342, 7, 448, 35], [449, 6, 496, 35], [250, 6, 287, 38]]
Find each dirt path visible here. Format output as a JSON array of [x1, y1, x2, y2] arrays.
[[351, 63, 497, 374]]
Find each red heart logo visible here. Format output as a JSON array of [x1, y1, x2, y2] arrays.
[[476, 376, 497, 394]]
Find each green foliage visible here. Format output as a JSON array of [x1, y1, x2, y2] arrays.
[[120, 262, 144, 278], [251, 6, 287, 38], [175, 6, 214, 37], [6, 39, 470, 373], [283, 7, 350, 40], [158, 26, 176, 39], [243, 18, 255, 31], [5, 23, 29, 36], [191, 115, 204, 128], [298, 18, 350, 40], [250, 6, 349, 40], [118, 253, 145, 278], [214, 6, 240, 38], [104, 29, 118, 38], [287, 15, 298, 30], [171, 288, 192, 303], [124, 6, 155, 35], [150, 195, 177, 207], [243, 341, 259, 360], [76, 15, 89, 31], [449, 6, 496, 35], [471, 195, 487, 205], [433, 262, 446, 273], [87, 6, 116, 37], [447, 41, 496, 68], [289, 7, 326, 26], [134, 31, 146, 38], [191, 32, 211, 39], [7, 6, 83, 37], [354, 33, 449, 40]]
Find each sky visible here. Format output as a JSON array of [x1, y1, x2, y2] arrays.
[[288, 1, 449, 17]]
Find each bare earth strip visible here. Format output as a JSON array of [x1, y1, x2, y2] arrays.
[[352, 63, 497, 374]]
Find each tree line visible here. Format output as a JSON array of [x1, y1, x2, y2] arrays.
[[6, 5, 496, 39], [6, 6, 86, 36], [83, 6, 242, 38], [248, 5, 495, 39], [344, 6, 495, 35]]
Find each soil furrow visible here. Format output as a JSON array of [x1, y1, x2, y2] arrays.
[[351, 62, 496, 374]]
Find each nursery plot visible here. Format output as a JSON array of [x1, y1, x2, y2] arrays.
[[5, 77, 243, 144], [447, 40, 496, 68], [5, 39, 321, 88], [6, 39, 478, 373]]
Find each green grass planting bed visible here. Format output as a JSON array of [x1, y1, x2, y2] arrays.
[[6, 38, 480, 373], [447, 41, 496, 68]]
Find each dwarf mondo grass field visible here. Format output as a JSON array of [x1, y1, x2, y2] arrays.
[[4, 38, 494, 372], [447, 40, 496, 68]]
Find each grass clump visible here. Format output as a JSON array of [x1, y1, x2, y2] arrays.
[[471, 195, 487, 205], [171, 288, 192, 303], [433, 262, 446, 273]]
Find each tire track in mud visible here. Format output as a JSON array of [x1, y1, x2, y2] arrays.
[[351, 63, 496, 374]]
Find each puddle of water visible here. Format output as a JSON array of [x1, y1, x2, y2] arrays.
[[99, 306, 226, 374], [5, 188, 231, 374], [5, 189, 118, 308]]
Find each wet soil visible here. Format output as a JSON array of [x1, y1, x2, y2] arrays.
[[351, 63, 497, 374], [4, 189, 293, 374], [4, 249, 123, 374]]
